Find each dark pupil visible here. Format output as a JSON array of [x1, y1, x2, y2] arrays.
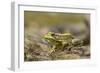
[[51, 33, 55, 36]]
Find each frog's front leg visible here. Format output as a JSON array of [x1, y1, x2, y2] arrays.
[[51, 45, 56, 52]]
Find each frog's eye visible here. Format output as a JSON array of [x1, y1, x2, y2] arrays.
[[51, 33, 55, 36]]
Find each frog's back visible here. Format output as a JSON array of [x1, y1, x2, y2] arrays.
[[56, 33, 73, 41]]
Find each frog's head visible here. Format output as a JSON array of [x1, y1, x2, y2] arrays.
[[43, 32, 55, 41]]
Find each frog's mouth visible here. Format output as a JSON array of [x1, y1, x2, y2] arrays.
[[44, 35, 54, 40]]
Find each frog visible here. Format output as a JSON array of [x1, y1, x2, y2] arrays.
[[43, 32, 74, 52]]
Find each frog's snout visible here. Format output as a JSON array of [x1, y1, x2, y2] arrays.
[[44, 35, 53, 40], [44, 34, 49, 38], [44, 32, 54, 39]]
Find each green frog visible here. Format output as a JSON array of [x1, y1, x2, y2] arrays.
[[43, 32, 74, 52]]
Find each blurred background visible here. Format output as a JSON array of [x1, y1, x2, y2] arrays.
[[24, 11, 90, 39]]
